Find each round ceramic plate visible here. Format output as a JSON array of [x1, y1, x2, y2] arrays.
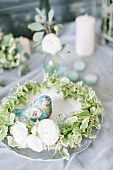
[[2, 137, 92, 160], [2, 115, 102, 161]]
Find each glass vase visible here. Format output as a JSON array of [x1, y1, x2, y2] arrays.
[[43, 53, 67, 77]]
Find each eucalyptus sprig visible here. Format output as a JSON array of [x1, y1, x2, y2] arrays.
[[28, 8, 60, 38], [28, 8, 69, 54]]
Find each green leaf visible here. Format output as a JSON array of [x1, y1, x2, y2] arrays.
[[60, 147, 70, 160], [28, 23, 44, 31], [33, 84, 39, 95], [65, 116, 78, 124], [79, 111, 90, 116], [35, 8, 43, 17], [60, 137, 68, 147], [8, 96, 18, 102], [59, 44, 70, 54], [9, 100, 14, 111], [34, 15, 42, 23], [19, 98, 27, 106], [0, 113, 15, 125], [90, 107, 97, 114], [93, 120, 100, 129], [80, 117, 89, 131], [23, 86, 28, 93], [33, 32, 44, 43], [0, 125, 8, 140], [67, 133, 75, 148], [9, 113, 15, 125], [7, 136, 18, 147], [48, 9, 54, 24]]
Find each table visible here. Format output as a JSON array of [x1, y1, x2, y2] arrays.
[[0, 22, 113, 170]]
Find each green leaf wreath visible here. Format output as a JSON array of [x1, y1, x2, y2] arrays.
[[0, 74, 103, 160]]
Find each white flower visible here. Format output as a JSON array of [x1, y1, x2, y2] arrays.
[[11, 122, 28, 146], [38, 119, 60, 146], [27, 134, 43, 152], [42, 33, 62, 54]]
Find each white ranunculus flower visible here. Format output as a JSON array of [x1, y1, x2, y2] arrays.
[[42, 33, 62, 54], [11, 122, 28, 146], [27, 134, 43, 152], [38, 119, 60, 146]]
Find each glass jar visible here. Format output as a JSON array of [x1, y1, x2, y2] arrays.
[[43, 53, 67, 77]]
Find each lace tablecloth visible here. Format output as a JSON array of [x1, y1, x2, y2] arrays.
[[0, 22, 113, 170]]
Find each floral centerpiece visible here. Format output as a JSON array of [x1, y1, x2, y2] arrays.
[[0, 33, 30, 76], [28, 8, 69, 76], [0, 74, 103, 160]]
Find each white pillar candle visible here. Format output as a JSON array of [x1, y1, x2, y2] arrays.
[[75, 15, 96, 57]]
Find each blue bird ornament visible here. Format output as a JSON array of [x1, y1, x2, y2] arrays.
[[14, 95, 52, 121]]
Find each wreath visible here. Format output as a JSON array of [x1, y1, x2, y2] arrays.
[[0, 74, 103, 160]]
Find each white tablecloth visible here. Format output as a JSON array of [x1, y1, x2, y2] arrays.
[[0, 22, 113, 170]]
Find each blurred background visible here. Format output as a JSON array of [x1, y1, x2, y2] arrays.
[[0, 0, 101, 38]]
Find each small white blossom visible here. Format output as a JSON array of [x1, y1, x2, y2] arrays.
[[11, 122, 28, 146], [38, 119, 60, 146], [27, 134, 43, 152], [42, 33, 62, 54]]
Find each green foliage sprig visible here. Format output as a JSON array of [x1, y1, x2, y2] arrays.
[[28, 8, 69, 54]]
